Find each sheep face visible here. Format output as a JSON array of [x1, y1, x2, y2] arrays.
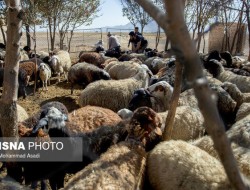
[[128, 89, 153, 111], [32, 107, 68, 135], [50, 56, 59, 73], [147, 81, 173, 100], [127, 106, 162, 147], [206, 59, 225, 77], [39, 63, 46, 72]]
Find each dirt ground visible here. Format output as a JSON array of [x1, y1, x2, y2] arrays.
[[17, 77, 83, 116]]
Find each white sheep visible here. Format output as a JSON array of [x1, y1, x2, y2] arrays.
[[104, 60, 142, 79], [38, 63, 51, 91], [50, 50, 71, 82], [207, 59, 250, 93], [158, 106, 205, 141], [148, 140, 233, 190], [117, 108, 133, 120], [147, 81, 173, 112], [17, 104, 29, 123], [63, 141, 146, 190], [78, 66, 151, 112], [192, 111, 250, 179]]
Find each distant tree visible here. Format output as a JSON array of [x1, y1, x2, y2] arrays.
[[57, 0, 100, 51], [120, 0, 155, 34], [21, 0, 43, 48], [241, 0, 250, 60]]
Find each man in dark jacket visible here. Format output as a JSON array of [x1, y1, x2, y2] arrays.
[[128, 31, 148, 53]]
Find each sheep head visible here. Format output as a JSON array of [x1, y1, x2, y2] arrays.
[[206, 59, 225, 78], [127, 106, 162, 149], [32, 107, 69, 137]]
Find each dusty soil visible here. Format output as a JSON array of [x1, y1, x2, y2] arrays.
[[17, 77, 83, 116]]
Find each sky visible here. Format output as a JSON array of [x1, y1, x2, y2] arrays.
[[84, 0, 130, 29]]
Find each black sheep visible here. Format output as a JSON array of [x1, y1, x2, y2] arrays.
[[128, 88, 153, 111]]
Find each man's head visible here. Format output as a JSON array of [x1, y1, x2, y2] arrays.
[[107, 32, 111, 37], [129, 31, 136, 41], [135, 27, 139, 33]]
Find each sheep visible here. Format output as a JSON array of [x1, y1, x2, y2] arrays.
[[68, 62, 110, 94], [0, 66, 34, 98], [192, 111, 250, 178], [38, 63, 51, 91], [78, 66, 151, 112], [19, 61, 38, 86], [128, 81, 173, 112], [117, 108, 133, 120], [20, 101, 69, 130], [104, 60, 142, 80], [68, 105, 122, 133], [63, 141, 146, 190], [221, 81, 250, 108], [178, 84, 237, 128], [100, 57, 118, 68], [158, 106, 205, 141], [27, 106, 162, 190], [206, 59, 250, 93], [235, 102, 250, 122], [17, 104, 29, 123], [20, 48, 29, 61], [78, 52, 105, 68], [63, 106, 162, 190], [50, 50, 72, 82], [147, 140, 233, 190]]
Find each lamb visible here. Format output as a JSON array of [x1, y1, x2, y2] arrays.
[[78, 52, 105, 68], [78, 66, 151, 112], [206, 59, 250, 93], [50, 50, 72, 82], [38, 63, 51, 91], [68, 62, 110, 94], [147, 140, 233, 190], [26, 106, 162, 190]]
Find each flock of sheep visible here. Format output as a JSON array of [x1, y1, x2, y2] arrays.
[[0, 46, 250, 190]]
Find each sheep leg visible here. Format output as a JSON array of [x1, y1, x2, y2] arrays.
[[45, 80, 48, 91], [71, 84, 74, 95], [42, 81, 45, 91], [57, 73, 61, 83], [49, 174, 64, 190]]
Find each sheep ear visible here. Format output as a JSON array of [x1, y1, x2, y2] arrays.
[[154, 127, 162, 136], [32, 118, 48, 134], [62, 114, 68, 121]]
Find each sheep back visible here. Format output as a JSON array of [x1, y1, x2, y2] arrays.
[[160, 106, 205, 141], [107, 61, 142, 79], [68, 105, 122, 133], [79, 69, 148, 112], [148, 140, 233, 190], [68, 62, 110, 89], [17, 104, 29, 123], [64, 141, 146, 190], [78, 52, 105, 68]]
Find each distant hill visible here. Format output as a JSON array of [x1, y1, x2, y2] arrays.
[[100, 20, 162, 33]]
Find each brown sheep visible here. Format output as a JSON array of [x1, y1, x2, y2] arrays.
[[78, 52, 105, 68]]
